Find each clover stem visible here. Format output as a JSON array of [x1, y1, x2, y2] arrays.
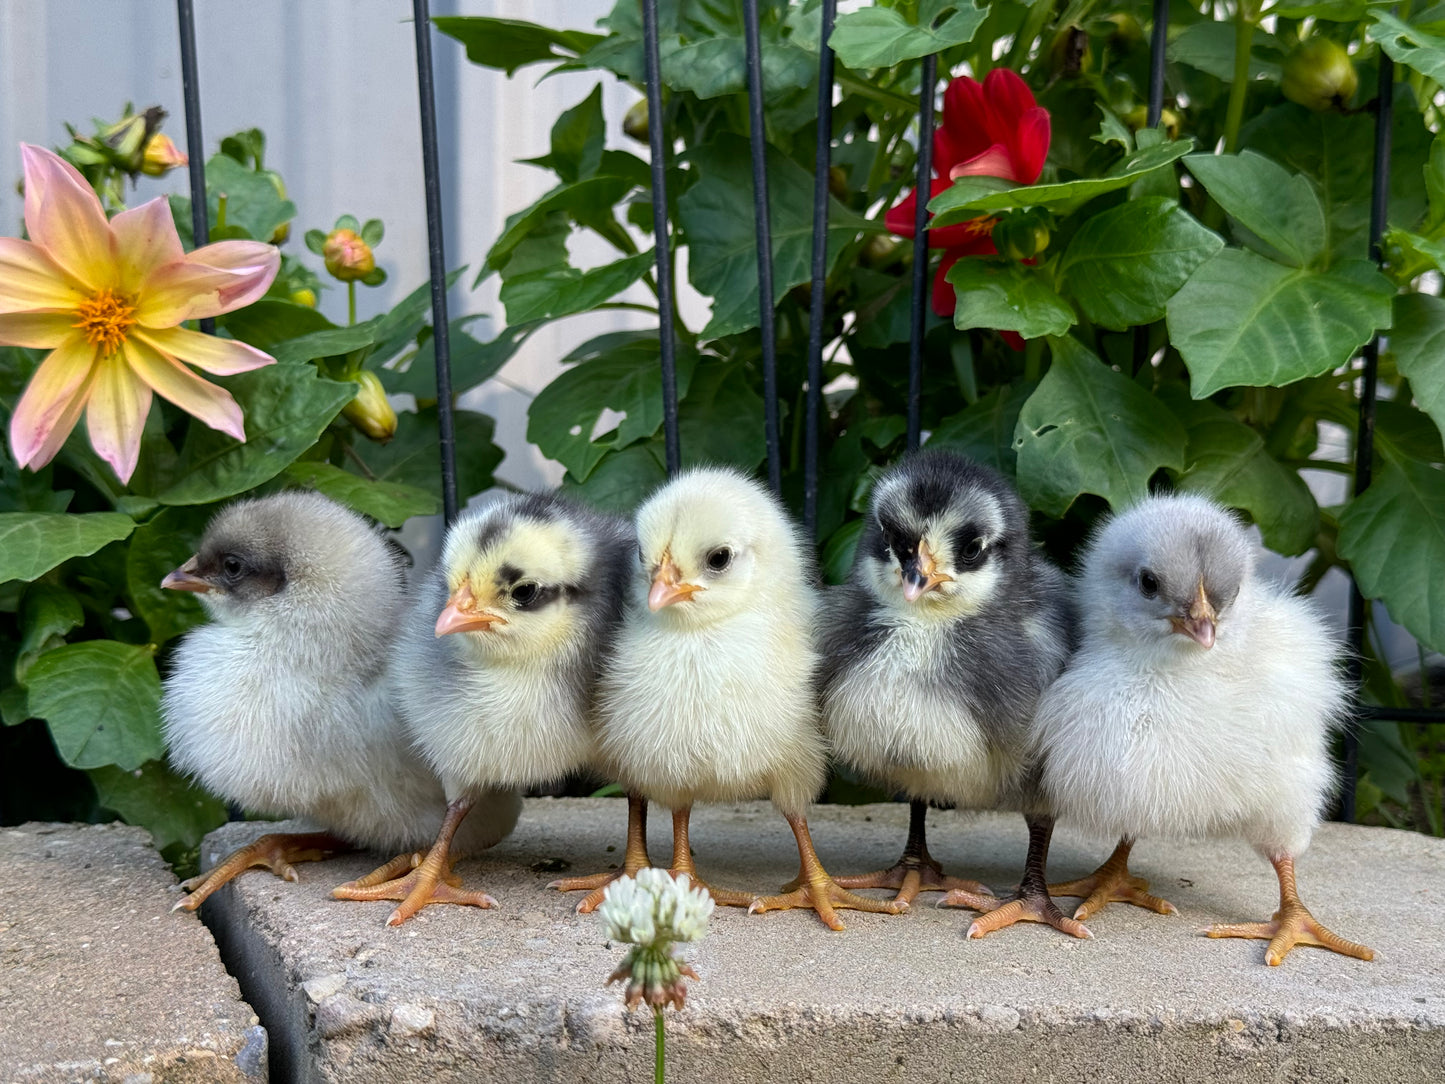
[[654, 1006, 666, 1084], [347, 281, 356, 327]]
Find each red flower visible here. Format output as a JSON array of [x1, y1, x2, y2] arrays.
[[884, 69, 1050, 338]]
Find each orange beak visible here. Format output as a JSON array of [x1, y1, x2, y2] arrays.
[[648, 554, 703, 611], [1171, 579, 1217, 649], [161, 556, 212, 593], [901, 539, 954, 603], [435, 581, 508, 637]]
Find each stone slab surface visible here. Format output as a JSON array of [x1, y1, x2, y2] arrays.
[[199, 800, 1443, 1084], [0, 822, 266, 1084]]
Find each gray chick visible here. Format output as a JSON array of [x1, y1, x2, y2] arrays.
[[1035, 494, 1374, 965], [334, 491, 637, 925], [821, 449, 1087, 938], [162, 491, 520, 911]]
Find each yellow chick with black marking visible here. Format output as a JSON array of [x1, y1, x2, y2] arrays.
[[334, 492, 634, 925], [596, 467, 903, 930]]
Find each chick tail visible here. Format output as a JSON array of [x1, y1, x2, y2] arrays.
[[1048, 836, 1178, 921], [831, 799, 997, 906], [749, 811, 908, 931], [1207, 853, 1374, 966], [551, 794, 654, 913], [172, 831, 349, 912]]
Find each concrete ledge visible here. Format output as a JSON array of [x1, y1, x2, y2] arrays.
[[197, 800, 1442, 1083], [0, 822, 266, 1084]]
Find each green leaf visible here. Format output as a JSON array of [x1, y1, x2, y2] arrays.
[[660, 33, 816, 101], [0, 513, 135, 584], [929, 141, 1194, 225], [559, 442, 668, 515], [1158, 388, 1319, 556], [528, 338, 697, 481], [829, 3, 987, 68], [679, 136, 870, 339], [925, 382, 1034, 476], [219, 299, 334, 351], [1369, 11, 1445, 83], [26, 642, 164, 770], [500, 251, 655, 325], [820, 518, 865, 586], [125, 506, 211, 645], [433, 15, 603, 74], [382, 318, 533, 399], [88, 760, 228, 853], [204, 154, 295, 242], [485, 177, 638, 281], [350, 408, 502, 504], [1166, 250, 1393, 397], [1013, 337, 1187, 516], [1059, 198, 1223, 330], [524, 85, 606, 183], [360, 218, 384, 247], [1392, 293, 1445, 443], [269, 321, 379, 366], [1184, 152, 1327, 268], [677, 360, 767, 471], [280, 461, 439, 527], [1166, 21, 1284, 81], [156, 364, 356, 506], [945, 260, 1075, 339], [1273, 0, 1391, 20], [16, 583, 84, 682], [1337, 457, 1445, 654]]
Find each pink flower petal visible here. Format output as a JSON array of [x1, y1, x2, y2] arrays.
[[8, 334, 98, 470], [133, 242, 280, 325], [124, 336, 245, 441], [85, 350, 153, 484], [111, 198, 186, 295], [136, 326, 276, 375], [0, 312, 79, 348], [0, 237, 89, 314], [19, 144, 117, 292], [950, 145, 1019, 183]]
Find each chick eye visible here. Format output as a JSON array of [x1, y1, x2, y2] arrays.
[[1138, 569, 1160, 599], [222, 555, 244, 578], [511, 582, 539, 607], [959, 537, 984, 565], [705, 546, 732, 573]]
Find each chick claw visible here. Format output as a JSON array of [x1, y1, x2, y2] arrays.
[[832, 854, 995, 909], [750, 878, 907, 932], [173, 832, 347, 912], [1048, 838, 1177, 921], [332, 859, 497, 926], [941, 885, 1093, 941]]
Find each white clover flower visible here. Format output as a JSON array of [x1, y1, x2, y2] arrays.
[[599, 868, 714, 1011]]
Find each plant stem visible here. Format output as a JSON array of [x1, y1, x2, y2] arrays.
[[1221, 0, 1257, 154], [347, 281, 356, 326], [654, 1007, 665, 1084]]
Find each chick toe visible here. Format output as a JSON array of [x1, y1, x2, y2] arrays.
[[174, 832, 348, 912], [1048, 838, 1177, 921]]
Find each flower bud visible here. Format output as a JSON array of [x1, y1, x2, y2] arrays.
[[623, 99, 649, 144], [993, 215, 1051, 261], [341, 371, 396, 442], [828, 166, 849, 200], [140, 133, 188, 177], [323, 229, 375, 281], [860, 235, 899, 268], [1123, 105, 1181, 140], [289, 288, 317, 308], [98, 109, 160, 173], [1282, 37, 1357, 112]]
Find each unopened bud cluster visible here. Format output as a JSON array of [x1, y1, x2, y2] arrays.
[[599, 869, 713, 1011], [323, 229, 376, 281]]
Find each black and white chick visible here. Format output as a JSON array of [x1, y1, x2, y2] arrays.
[[333, 491, 636, 926], [161, 491, 520, 912], [1034, 494, 1375, 965], [820, 449, 1088, 939], [596, 466, 903, 931]]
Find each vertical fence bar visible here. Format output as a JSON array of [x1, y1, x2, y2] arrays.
[[412, 0, 459, 526], [803, 0, 837, 537], [1341, 50, 1395, 822], [175, 0, 213, 336], [906, 54, 937, 453], [743, 0, 782, 494], [642, 0, 681, 476]]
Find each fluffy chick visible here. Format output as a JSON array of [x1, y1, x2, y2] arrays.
[[597, 467, 902, 930], [334, 492, 635, 925], [820, 450, 1086, 937], [162, 491, 519, 911], [1035, 494, 1374, 965]]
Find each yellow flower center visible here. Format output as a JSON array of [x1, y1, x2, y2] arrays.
[[72, 289, 137, 355]]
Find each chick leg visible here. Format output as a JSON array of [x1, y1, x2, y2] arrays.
[[173, 831, 348, 912], [1207, 854, 1375, 966], [1048, 836, 1178, 921], [750, 812, 909, 931], [549, 794, 654, 913], [331, 798, 497, 926], [831, 799, 996, 906], [667, 805, 755, 908], [941, 815, 1093, 940]]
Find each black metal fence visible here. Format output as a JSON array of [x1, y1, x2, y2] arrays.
[[172, 0, 1444, 820]]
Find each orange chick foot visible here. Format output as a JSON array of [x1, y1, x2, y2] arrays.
[[174, 831, 347, 912], [1049, 839, 1177, 921]]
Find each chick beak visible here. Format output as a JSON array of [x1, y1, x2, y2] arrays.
[[901, 539, 954, 603], [1171, 580, 1217, 649], [161, 556, 213, 594], [435, 582, 508, 637], [648, 554, 703, 612]]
